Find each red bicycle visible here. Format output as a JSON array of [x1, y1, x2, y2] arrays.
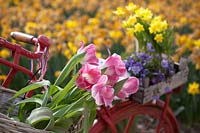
[[0, 32, 51, 97], [0, 32, 188, 133]]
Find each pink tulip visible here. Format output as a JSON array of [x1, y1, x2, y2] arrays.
[[102, 53, 126, 85], [77, 42, 98, 65], [104, 53, 126, 76], [91, 75, 114, 107], [76, 64, 101, 91], [116, 77, 139, 99], [106, 74, 119, 86]]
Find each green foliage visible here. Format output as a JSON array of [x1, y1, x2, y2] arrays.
[[10, 52, 95, 132]]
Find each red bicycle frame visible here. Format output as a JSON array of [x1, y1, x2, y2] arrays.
[[0, 32, 51, 96]]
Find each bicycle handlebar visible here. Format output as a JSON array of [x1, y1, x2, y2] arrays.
[[11, 32, 51, 49], [1, 32, 51, 91], [10, 32, 36, 44], [0, 37, 41, 59]]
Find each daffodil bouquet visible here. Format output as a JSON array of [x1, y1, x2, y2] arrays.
[[114, 3, 176, 87], [9, 42, 139, 132], [114, 2, 174, 56]]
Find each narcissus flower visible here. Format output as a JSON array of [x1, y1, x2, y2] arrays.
[[0, 75, 7, 81], [134, 23, 144, 33], [154, 34, 163, 43], [0, 49, 10, 58], [126, 2, 138, 12], [188, 82, 200, 95], [113, 7, 126, 17]]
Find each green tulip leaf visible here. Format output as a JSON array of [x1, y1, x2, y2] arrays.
[[12, 80, 50, 99], [26, 107, 54, 130], [113, 78, 128, 95], [50, 73, 79, 107], [53, 118, 73, 132], [53, 94, 88, 118], [41, 88, 49, 107], [64, 108, 84, 119], [16, 98, 43, 106], [54, 52, 85, 86]]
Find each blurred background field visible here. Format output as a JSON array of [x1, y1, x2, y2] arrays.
[[0, 0, 200, 129]]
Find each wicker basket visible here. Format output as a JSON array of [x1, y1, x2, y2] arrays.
[[0, 113, 48, 133], [0, 86, 83, 133], [0, 86, 23, 115], [0, 112, 83, 133]]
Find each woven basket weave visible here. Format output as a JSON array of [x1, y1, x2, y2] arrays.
[[0, 86, 23, 115], [0, 86, 83, 133], [0, 113, 48, 133], [0, 112, 83, 133]]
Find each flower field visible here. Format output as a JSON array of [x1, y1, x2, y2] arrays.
[[0, 0, 200, 128]]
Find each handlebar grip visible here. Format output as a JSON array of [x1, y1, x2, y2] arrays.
[[10, 32, 35, 44]]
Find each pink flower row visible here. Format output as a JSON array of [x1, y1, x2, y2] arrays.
[[76, 42, 139, 107]]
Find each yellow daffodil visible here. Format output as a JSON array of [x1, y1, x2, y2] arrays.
[[134, 23, 144, 33], [93, 38, 104, 49], [127, 15, 137, 26], [177, 35, 188, 45], [113, 7, 126, 17], [126, 2, 138, 13], [64, 20, 78, 29], [75, 34, 87, 44], [109, 30, 123, 41], [56, 44, 62, 51], [154, 34, 163, 43], [196, 64, 200, 70], [135, 7, 153, 22], [188, 82, 200, 95], [185, 38, 194, 49], [149, 18, 168, 34], [96, 52, 102, 58], [13, 0, 19, 5], [0, 49, 10, 58], [122, 15, 137, 28], [122, 21, 129, 28], [68, 42, 77, 54], [126, 28, 135, 36], [0, 75, 7, 81], [88, 18, 100, 25], [24, 22, 38, 34], [63, 49, 72, 59], [180, 17, 187, 25], [172, 54, 180, 62], [194, 39, 200, 48], [54, 23, 62, 31], [54, 71, 61, 78]]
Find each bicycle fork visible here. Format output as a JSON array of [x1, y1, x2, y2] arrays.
[[156, 92, 179, 133]]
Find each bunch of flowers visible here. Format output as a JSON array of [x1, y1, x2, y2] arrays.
[[114, 2, 174, 56], [114, 3, 176, 87], [75, 42, 139, 107], [11, 42, 139, 132]]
